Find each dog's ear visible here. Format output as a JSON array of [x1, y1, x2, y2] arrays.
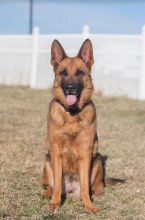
[[51, 40, 67, 68], [77, 39, 94, 69]]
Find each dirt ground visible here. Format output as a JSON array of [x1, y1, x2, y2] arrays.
[[0, 86, 145, 220]]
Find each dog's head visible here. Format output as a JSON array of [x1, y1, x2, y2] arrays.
[[51, 39, 94, 111]]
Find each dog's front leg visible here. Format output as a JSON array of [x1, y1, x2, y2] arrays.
[[79, 153, 100, 214], [49, 150, 62, 210]]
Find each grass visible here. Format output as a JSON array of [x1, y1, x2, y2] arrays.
[[0, 86, 145, 220]]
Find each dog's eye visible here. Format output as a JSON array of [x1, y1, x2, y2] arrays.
[[76, 70, 84, 78], [60, 70, 68, 77]]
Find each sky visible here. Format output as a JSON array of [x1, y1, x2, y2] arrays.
[[0, 0, 145, 34]]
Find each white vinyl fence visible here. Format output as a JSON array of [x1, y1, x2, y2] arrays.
[[0, 25, 145, 100]]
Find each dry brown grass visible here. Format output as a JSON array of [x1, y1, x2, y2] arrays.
[[0, 86, 145, 220]]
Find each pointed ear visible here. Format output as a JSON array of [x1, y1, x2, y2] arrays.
[[77, 39, 94, 69], [51, 40, 67, 68]]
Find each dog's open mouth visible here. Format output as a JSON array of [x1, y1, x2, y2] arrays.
[[61, 81, 83, 107], [66, 95, 77, 106]]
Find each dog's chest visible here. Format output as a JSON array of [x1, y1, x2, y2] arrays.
[[61, 138, 79, 174], [65, 111, 81, 123], [63, 112, 83, 135]]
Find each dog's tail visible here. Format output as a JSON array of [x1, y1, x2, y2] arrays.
[[104, 177, 126, 186]]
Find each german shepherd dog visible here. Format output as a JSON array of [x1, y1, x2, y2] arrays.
[[41, 39, 108, 213]]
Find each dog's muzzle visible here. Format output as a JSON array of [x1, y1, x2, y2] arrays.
[[64, 83, 77, 106], [65, 83, 78, 95], [61, 81, 83, 106]]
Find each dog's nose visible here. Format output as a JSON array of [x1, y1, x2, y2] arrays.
[[65, 83, 77, 95]]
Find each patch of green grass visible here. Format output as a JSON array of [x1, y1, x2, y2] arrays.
[[107, 187, 121, 198], [63, 196, 73, 205], [43, 213, 74, 220], [18, 207, 39, 217]]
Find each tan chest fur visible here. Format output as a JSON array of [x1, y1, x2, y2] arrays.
[[47, 99, 97, 174]]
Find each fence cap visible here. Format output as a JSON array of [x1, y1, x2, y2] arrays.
[[142, 25, 145, 33], [82, 24, 90, 35], [33, 26, 40, 35]]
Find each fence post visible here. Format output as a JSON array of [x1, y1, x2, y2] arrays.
[[139, 25, 145, 100], [30, 26, 40, 88], [82, 24, 90, 40]]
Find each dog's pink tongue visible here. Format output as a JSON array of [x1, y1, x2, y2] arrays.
[[66, 95, 77, 106]]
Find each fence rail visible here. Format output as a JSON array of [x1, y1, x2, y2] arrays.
[[0, 25, 145, 100]]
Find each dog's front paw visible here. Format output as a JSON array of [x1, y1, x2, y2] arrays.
[[85, 206, 101, 214], [42, 189, 52, 199], [49, 202, 60, 210]]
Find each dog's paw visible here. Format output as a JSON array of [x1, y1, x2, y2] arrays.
[[42, 190, 52, 199], [92, 186, 104, 196], [84, 206, 101, 214], [49, 202, 60, 210]]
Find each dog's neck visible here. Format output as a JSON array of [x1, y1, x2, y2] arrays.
[[65, 105, 80, 116]]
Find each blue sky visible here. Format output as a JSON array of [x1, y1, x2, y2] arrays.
[[0, 0, 145, 34]]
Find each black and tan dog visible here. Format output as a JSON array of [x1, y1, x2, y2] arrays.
[[41, 39, 119, 213]]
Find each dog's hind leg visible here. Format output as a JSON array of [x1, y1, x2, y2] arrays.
[[90, 159, 104, 196], [40, 160, 54, 198]]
